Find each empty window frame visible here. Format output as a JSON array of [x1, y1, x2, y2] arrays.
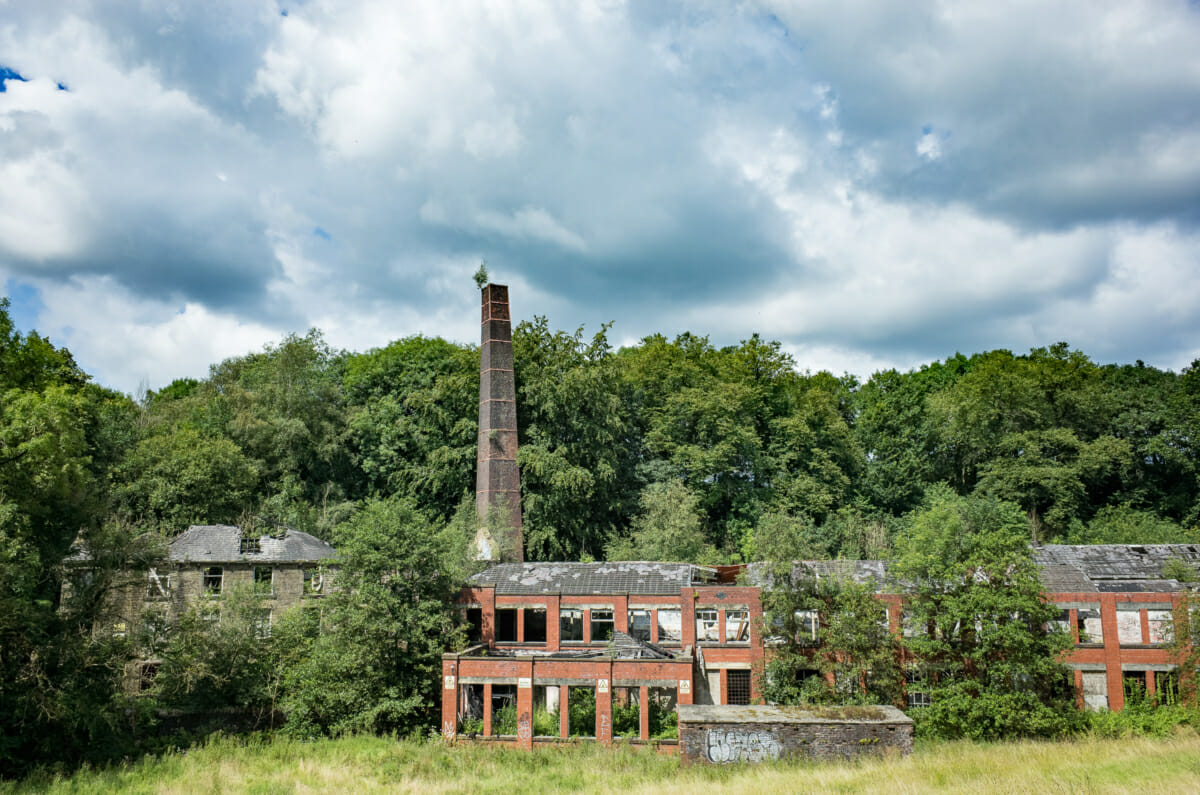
[[725, 610, 750, 642], [727, 670, 752, 705], [303, 566, 325, 596], [253, 608, 273, 639], [695, 610, 720, 643], [1051, 608, 1071, 635], [590, 609, 614, 642], [657, 609, 682, 643], [240, 535, 262, 554], [795, 609, 819, 646], [496, 608, 518, 642], [146, 568, 172, 600], [254, 566, 273, 595], [561, 608, 584, 642], [137, 662, 159, 693], [1076, 607, 1102, 644], [524, 608, 547, 643], [465, 608, 483, 644], [901, 610, 925, 639], [628, 609, 652, 642], [1148, 610, 1173, 644], [203, 566, 223, 597]]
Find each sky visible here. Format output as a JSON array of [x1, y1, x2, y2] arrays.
[[2, 1, 1199, 393]]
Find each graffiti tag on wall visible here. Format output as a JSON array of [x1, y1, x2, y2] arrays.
[[705, 729, 781, 764], [442, 720, 456, 740]]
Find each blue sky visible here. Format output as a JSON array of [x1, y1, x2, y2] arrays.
[[1, 1, 1199, 392]]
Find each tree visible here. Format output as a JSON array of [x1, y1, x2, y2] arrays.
[[894, 488, 1079, 739], [279, 497, 471, 737], [607, 480, 715, 562]]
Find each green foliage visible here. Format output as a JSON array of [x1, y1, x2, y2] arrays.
[[1067, 505, 1199, 545], [567, 688, 596, 737], [607, 480, 716, 562], [279, 497, 472, 738], [895, 488, 1081, 739], [1086, 701, 1200, 738], [473, 261, 489, 290], [612, 694, 640, 738]]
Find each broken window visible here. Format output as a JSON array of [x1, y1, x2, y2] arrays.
[[145, 568, 172, 600], [727, 670, 752, 705], [524, 608, 547, 642], [303, 566, 325, 596], [560, 608, 584, 641], [1124, 673, 1148, 706], [1076, 607, 1102, 643], [254, 566, 273, 595], [240, 535, 262, 554], [137, 662, 159, 693], [1148, 610, 1173, 644], [901, 611, 925, 639], [465, 608, 483, 644], [657, 609, 681, 643], [628, 609, 652, 642], [1117, 610, 1144, 645], [590, 609, 614, 642], [695, 610, 720, 643], [490, 685, 517, 736], [905, 667, 931, 709], [203, 566, 223, 597], [253, 608, 272, 639], [1156, 671, 1181, 706], [795, 609, 819, 646], [141, 606, 169, 643], [1051, 608, 1071, 635], [496, 608, 518, 642], [725, 610, 750, 642]]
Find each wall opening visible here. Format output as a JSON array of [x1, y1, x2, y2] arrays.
[[496, 609, 518, 642]]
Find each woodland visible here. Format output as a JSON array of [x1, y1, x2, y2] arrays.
[[3, 294, 1200, 774]]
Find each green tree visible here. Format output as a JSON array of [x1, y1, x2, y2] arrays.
[[607, 480, 715, 562], [279, 497, 471, 737], [894, 488, 1079, 739]]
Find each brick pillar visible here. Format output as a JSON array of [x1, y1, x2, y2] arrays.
[[483, 683, 493, 736], [639, 686, 650, 740], [596, 672, 613, 745], [481, 588, 496, 646], [441, 659, 458, 741], [547, 597, 561, 649], [678, 664, 693, 706], [682, 589, 696, 647], [1147, 670, 1157, 700], [477, 283, 523, 561], [719, 669, 728, 705], [614, 595, 629, 635], [1101, 595, 1125, 711], [517, 607, 525, 643], [559, 685, 570, 738], [516, 663, 533, 749]]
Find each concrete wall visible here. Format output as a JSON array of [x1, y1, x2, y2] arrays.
[[678, 705, 912, 765]]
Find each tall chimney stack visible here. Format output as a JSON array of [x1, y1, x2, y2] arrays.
[[476, 283, 523, 561]]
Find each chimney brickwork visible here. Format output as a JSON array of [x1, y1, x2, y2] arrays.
[[476, 284, 523, 561]]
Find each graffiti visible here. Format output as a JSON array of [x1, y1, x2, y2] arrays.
[[706, 730, 781, 764], [517, 712, 532, 742], [599, 712, 611, 741], [442, 720, 456, 741]]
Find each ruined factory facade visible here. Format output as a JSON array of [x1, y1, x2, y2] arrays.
[[442, 284, 1197, 749]]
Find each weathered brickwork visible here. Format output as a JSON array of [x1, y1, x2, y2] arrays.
[[678, 705, 912, 765]]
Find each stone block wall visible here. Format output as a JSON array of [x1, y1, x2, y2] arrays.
[[678, 705, 912, 765]]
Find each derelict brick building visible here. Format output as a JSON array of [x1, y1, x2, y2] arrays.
[[443, 284, 1200, 749]]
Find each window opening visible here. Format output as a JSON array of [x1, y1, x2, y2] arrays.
[[137, 662, 159, 693], [905, 667, 931, 709], [1076, 607, 1102, 643], [303, 566, 325, 596], [240, 535, 261, 554], [656, 609, 681, 642], [628, 609, 652, 642], [466, 608, 483, 644], [253, 608, 272, 639], [496, 608, 518, 642], [795, 609, 819, 646], [725, 610, 750, 642], [727, 670, 752, 705], [254, 566, 273, 595], [146, 568, 171, 600], [490, 685, 517, 736], [203, 566, 223, 597], [1148, 610, 1173, 644], [560, 608, 584, 641], [695, 609, 720, 642], [524, 608, 547, 642], [1116, 610, 1143, 645], [590, 609, 614, 642]]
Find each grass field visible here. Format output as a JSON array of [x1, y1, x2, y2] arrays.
[[8, 732, 1200, 794]]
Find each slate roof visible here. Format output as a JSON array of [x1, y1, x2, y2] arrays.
[[744, 560, 893, 592], [1033, 544, 1200, 593], [168, 524, 337, 564], [468, 562, 714, 595]]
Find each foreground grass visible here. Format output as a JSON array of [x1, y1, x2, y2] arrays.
[[8, 732, 1200, 795]]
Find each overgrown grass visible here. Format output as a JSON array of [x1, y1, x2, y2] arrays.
[[7, 732, 1200, 794]]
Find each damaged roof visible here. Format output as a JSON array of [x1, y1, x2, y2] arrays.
[[469, 562, 715, 595], [1033, 544, 1200, 593], [743, 560, 894, 592], [169, 524, 337, 564]]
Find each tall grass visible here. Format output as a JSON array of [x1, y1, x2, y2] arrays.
[[7, 732, 1200, 794]]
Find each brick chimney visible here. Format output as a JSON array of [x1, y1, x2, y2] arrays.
[[476, 283, 523, 561]]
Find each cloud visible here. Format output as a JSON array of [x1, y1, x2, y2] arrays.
[[0, 1, 1198, 392]]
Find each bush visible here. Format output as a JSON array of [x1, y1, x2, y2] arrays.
[[1088, 703, 1200, 738]]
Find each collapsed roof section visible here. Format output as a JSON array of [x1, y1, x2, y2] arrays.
[[169, 524, 337, 564], [1033, 544, 1200, 593], [468, 561, 717, 595]]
